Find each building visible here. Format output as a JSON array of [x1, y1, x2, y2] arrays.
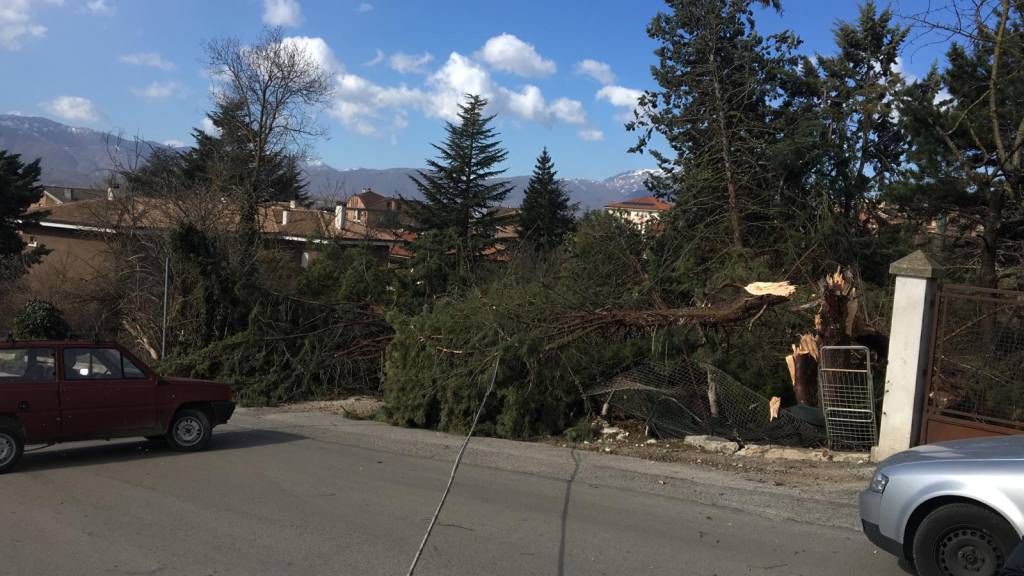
[[16, 189, 411, 297], [31, 185, 114, 209], [605, 196, 673, 228]]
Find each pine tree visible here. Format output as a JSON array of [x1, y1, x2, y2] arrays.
[[629, 0, 802, 250], [128, 99, 308, 205], [184, 99, 310, 205], [892, 1, 1024, 288], [0, 150, 48, 279], [518, 148, 576, 249], [408, 94, 514, 259]]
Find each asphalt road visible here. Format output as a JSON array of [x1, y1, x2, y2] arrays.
[[0, 409, 908, 576]]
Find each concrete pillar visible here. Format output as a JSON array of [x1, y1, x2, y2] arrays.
[[873, 251, 943, 462]]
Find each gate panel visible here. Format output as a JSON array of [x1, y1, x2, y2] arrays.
[[921, 284, 1024, 444]]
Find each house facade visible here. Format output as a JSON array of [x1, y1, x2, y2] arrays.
[[605, 196, 673, 228]]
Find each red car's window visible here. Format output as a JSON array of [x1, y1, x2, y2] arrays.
[[62, 348, 148, 380], [0, 348, 56, 381], [63, 348, 124, 380], [123, 356, 146, 379]]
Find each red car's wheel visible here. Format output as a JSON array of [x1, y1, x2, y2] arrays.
[[0, 424, 24, 474], [165, 408, 212, 452]]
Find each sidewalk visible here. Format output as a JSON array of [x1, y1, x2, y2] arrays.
[[237, 407, 874, 531]]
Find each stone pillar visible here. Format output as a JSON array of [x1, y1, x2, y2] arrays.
[[872, 251, 942, 462]]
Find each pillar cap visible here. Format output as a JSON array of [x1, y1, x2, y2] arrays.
[[889, 250, 943, 279]]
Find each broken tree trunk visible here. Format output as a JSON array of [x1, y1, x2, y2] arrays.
[[784, 268, 884, 407], [544, 281, 796, 352]]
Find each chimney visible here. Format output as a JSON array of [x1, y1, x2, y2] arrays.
[[334, 204, 346, 231], [281, 209, 290, 226], [64, 188, 73, 200], [106, 187, 115, 201], [289, 199, 297, 209]]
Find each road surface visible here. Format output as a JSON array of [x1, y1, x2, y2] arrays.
[[0, 409, 907, 576]]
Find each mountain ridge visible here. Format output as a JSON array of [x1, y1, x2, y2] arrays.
[[0, 114, 658, 208]]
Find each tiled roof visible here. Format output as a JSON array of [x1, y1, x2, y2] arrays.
[[605, 196, 673, 211], [27, 197, 405, 244]]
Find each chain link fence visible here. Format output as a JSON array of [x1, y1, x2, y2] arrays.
[[588, 358, 826, 447]]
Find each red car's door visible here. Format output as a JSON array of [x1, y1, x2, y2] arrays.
[[59, 346, 157, 437], [0, 346, 61, 441]]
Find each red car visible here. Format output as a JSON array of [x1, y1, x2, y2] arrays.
[[0, 339, 235, 473]]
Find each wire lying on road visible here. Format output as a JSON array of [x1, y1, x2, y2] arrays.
[[405, 354, 501, 576]]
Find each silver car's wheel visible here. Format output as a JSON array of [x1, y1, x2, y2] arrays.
[[913, 503, 1018, 576]]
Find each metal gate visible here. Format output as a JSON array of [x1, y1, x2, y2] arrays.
[[920, 284, 1024, 444]]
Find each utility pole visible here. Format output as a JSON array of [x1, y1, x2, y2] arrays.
[[161, 256, 169, 359]]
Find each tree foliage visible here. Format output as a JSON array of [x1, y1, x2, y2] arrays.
[[12, 299, 70, 340], [204, 27, 333, 269], [407, 95, 514, 270], [517, 148, 577, 249], [0, 150, 47, 280], [890, 0, 1024, 288]]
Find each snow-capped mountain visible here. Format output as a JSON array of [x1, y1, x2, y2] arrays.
[[0, 114, 658, 209], [0, 114, 165, 186]]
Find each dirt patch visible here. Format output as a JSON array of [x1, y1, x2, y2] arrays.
[[277, 397, 385, 420], [546, 418, 874, 495]]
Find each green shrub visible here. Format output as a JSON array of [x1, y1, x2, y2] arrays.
[[12, 299, 70, 340]]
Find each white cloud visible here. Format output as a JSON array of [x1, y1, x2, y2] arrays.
[[596, 85, 643, 108], [389, 51, 434, 74], [476, 33, 555, 77], [162, 139, 185, 148], [365, 48, 384, 66], [597, 85, 644, 122], [199, 117, 220, 137], [328, 72, 425, 135], [575, 59, 615, 85], [86, 0, 113, 15], [0, 0, 49, 50], [549, 98, 586, 124], [119, 51, 175, 70], [132, 81, 187, 100], [356, 2, 373, 12], [282, 36, 341, 73], [262, 0, 302, 27], [426, 52, 495, 121], [319, 46, 590, 136], [578, 128, 604, 141], [42, 96, 100, 123]]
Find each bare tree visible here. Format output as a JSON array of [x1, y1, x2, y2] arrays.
[[205, 27, 334, 269]]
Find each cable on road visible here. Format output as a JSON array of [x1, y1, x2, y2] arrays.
[[405, 354, 501, 576]]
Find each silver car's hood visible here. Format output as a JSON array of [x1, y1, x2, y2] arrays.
[[882, 435, 1024, 468]]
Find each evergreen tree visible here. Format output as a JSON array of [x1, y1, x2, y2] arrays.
[[813, 2, 909, 220], [184, 99, 310, 205], [408, 94, 514, 261], [630, 0, 803, 250], [891, 1, 1024, 288], [127, 99, 309, 205], [0, 150, 48, 279], [517, 148, 576, 249]]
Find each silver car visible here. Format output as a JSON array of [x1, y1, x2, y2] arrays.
[[860, 435, 1024, 576]]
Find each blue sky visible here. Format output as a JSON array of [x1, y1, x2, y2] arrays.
[[1, 0, 953, 179]]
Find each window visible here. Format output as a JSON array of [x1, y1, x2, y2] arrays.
[[63, 348, 143, 380], [0, 348, 56, 381], [123, 356, 146, 379]]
